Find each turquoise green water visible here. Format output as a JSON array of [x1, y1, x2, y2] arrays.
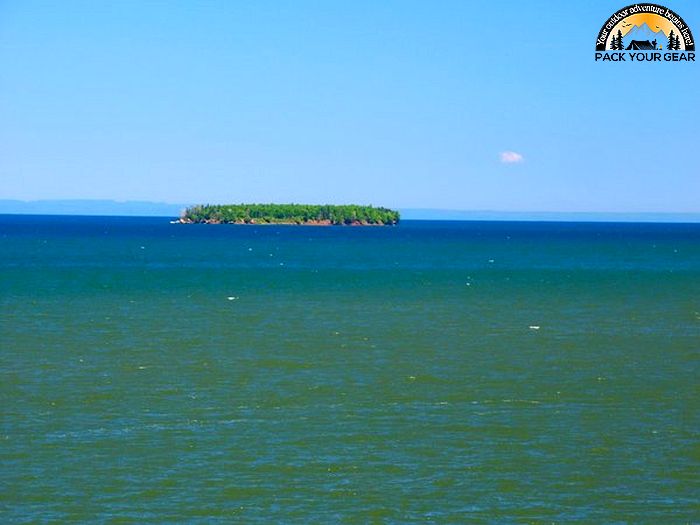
[[1, 216, 699, 522]]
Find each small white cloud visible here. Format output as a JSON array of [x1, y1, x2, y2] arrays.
[[500, 151, 524, 164]]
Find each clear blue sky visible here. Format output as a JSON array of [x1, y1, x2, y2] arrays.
[[1, 0, 698, 212]]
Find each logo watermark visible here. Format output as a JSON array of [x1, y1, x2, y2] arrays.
[[595, 3, 694, 62]]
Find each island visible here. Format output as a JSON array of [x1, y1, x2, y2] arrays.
[[176, 204, 400, 225]]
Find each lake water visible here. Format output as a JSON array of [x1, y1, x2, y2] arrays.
[[1, 215, 699, 522]]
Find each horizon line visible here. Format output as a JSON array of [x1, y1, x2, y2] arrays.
[[0, 198, 699, 218]]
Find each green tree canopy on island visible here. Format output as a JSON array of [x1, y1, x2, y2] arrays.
[[181, 204, 400, 225]]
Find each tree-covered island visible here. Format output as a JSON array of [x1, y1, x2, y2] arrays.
[[178, 204, 400, 225]]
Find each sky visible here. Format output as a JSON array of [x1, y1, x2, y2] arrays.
[[1, 0, 698, 213]]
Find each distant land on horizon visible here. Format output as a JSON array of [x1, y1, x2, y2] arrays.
[[0, 199, 187, 217], [1, 199, 700, 223]]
